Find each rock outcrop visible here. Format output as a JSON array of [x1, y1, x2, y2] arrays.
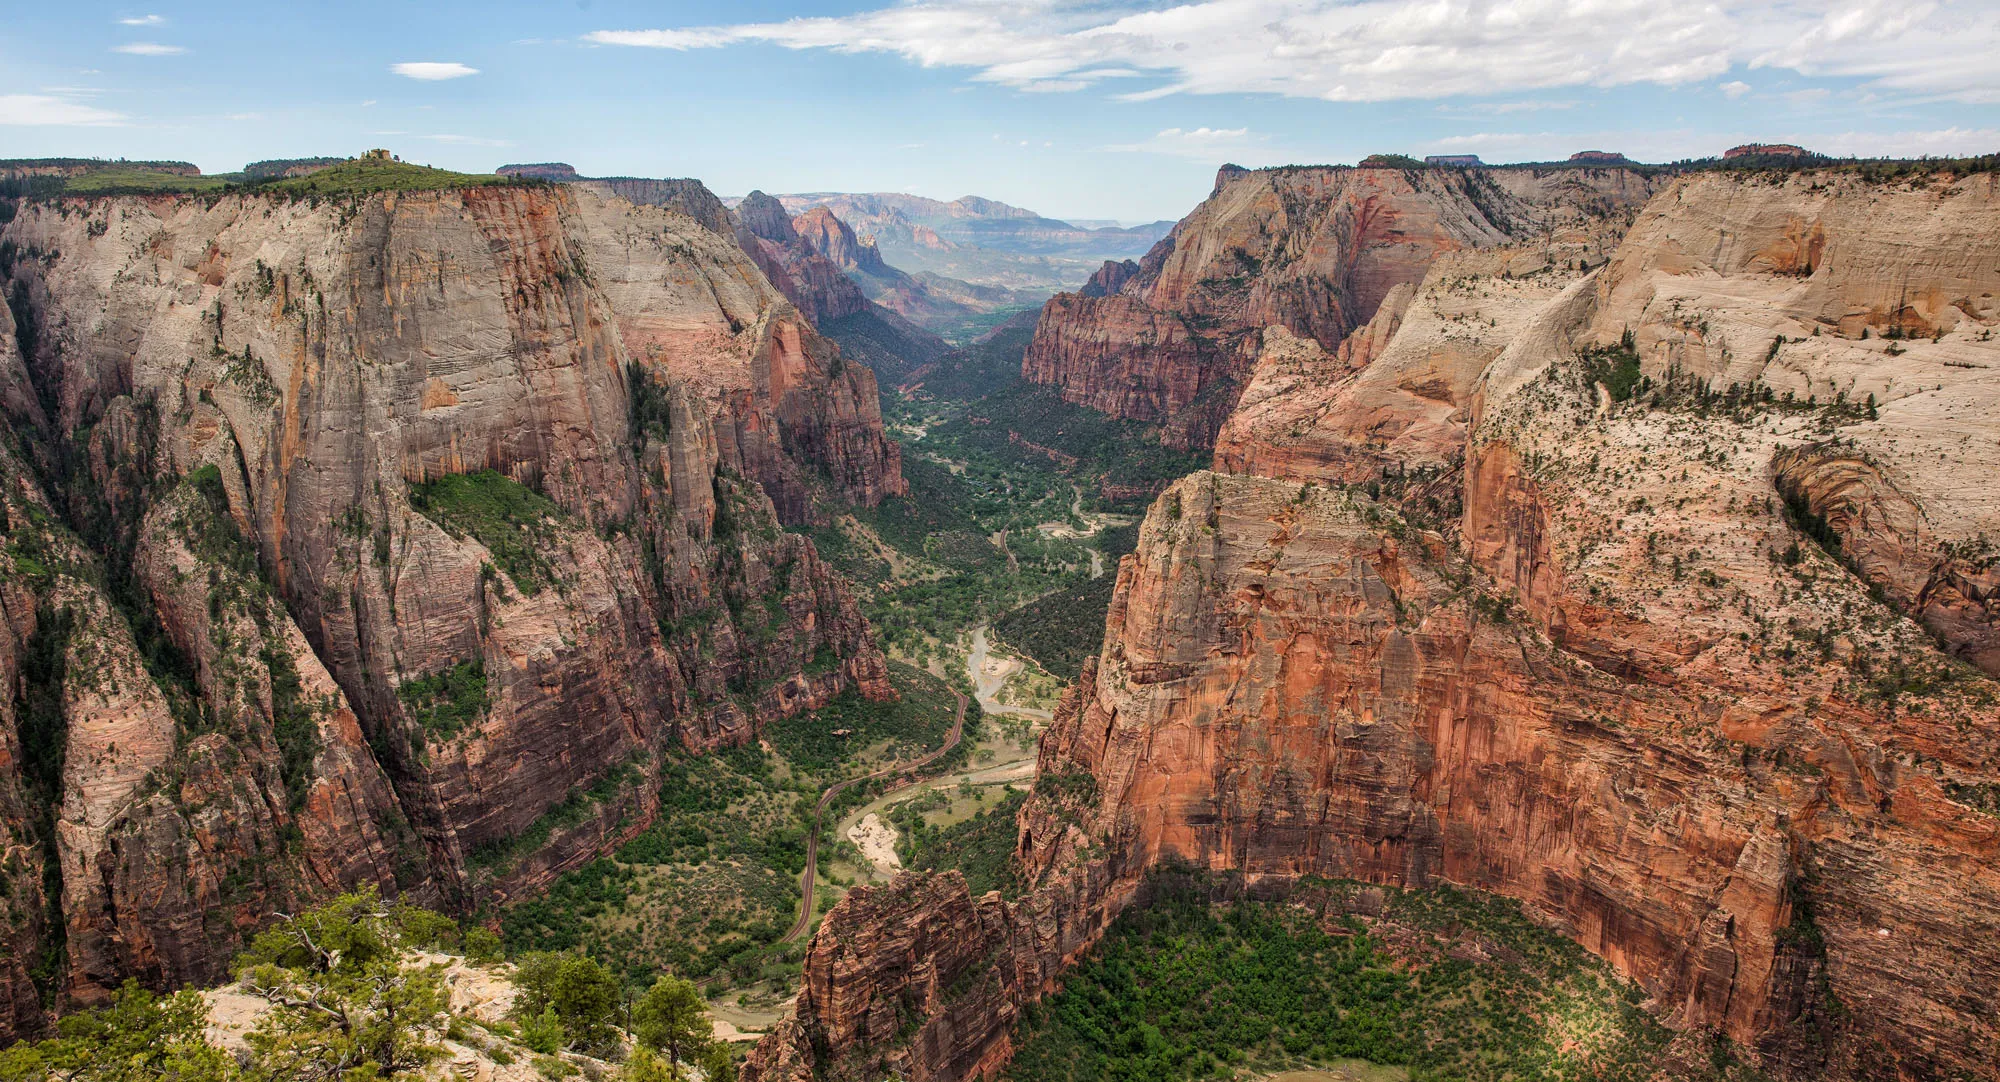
[[579, 177, 734, 236], [0, 179, 901, 1035], [1078, 259, 1139, 298], [751, 167, 2000, 1082], [731, 191, 872, 326], [1022, 163, 1665, 448], [783, 205, 1038, 331]]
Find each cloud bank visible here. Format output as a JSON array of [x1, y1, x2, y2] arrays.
[[391, 62, 479, 81], [0, 94, 126, 126], [586, 0, 2000, 105]]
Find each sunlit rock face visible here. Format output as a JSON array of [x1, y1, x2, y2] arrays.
[[753, 167, 2000, 1082], [0, 181, 901, 1032], [1023, 163, 1665, 449]]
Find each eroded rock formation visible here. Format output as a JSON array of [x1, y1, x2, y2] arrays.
[[753, 167, 2000, 1081], [731, 191, 873, 327], [1023, 164, 1665, 448], [0, 180, 901, 1035]]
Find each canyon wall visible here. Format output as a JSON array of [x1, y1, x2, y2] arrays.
[[753, 168, 2000, 1081], [0, 180, 901, 1036], [1022, 164, 1665, 448]]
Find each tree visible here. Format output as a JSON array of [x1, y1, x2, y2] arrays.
[[630, 976, 712, 1069], [463, 926, 504, 964], [0, 981, 237, 1082], [510, 952, 622, 1053], [616, 1049, 677, 1082], [235, 887, 452, 1082], [697, 1041, 738, 1082]]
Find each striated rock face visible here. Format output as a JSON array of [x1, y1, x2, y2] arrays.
[[783, 205, 1035, 331], [578, 177, 734, 236], [793, 208, 893, 278], [0, 180, 901, 1034], [1023, 163, 1665, 448], [491, 163, 737, 237], [1078, 259, 1139, 298], [752, 168, 2000, 1082], [1586, 169, 2000, 678], [1214, 245, 1578, 483], [731, 191, 872, 326], [743, 856, 1142, 1082]]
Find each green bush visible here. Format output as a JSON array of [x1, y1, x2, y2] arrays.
[[902, 789, 1027, 898], [408, 470, 564, 595], [1581, 331, 1646, 402], [1005, 873, 1735, 1082], [397, 658, 490, 739], [511, 952, 622, 1053]]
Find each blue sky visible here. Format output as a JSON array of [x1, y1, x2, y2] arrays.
[[4, 1, 1998, 221]]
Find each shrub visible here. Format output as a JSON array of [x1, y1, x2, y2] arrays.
[[511, 952, 623, 1053], [397, 658, 490, 738], [408, 470, 563, 595], [631, 976, 713, 1067]]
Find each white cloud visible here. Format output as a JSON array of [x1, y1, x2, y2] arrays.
[[584, 0, 2000, 105], [391, 61, 479, 80], [1721, 80, 1753, 98], [113, 42, 184, 55], [0, 94, 127, 126], [1105, 126, 1259, 159], [1805, 126, 2000, 157], [1421, 125, 2000, 163], [118, 14, 165, 26], [1444, 100, 1578, 115]]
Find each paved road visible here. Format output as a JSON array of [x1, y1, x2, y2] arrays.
[[780, 687, 969, 944]]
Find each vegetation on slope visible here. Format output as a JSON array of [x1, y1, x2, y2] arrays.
[[1007, 872, 1767, 1082], [822, 308, 951, 385], [493, 662, 964, 990], [893, 788, 1027, 899], [2, 156, 536, 200], [0, 888, 743, 1082], [408, 469, 564, 595], [991, 523, 1137, 679], [253, 158, 521, 197]]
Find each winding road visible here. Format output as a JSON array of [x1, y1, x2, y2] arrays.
[[780, 686, 969, 944]]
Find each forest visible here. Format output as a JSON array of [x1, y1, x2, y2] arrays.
[[1005, 873, 1767, 1082]]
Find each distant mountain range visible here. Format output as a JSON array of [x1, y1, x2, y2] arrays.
[[722, 191, 1175, 294]]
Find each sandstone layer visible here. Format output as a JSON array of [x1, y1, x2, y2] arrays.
[[0, 180, 901, 1035], [751, 168, 2000, 1082], [1023, 164, 1666, 448]]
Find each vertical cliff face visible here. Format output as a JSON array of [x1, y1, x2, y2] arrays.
[[573, 176, 735, 236], [731, 191, 873, 326], [752, 169, 2000, 1082], [0, 181, 901, 1035], [1022, 164, 1665, 449]]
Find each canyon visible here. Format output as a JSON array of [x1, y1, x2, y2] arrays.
[[0, 173, 902, 1039], [746, 165, 2000, 1081], [4, 150, 1998, 1082]]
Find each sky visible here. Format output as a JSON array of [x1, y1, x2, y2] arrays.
[[3, 1, 1999, 222]]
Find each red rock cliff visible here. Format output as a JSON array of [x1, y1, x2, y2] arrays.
[[0, 181, 902, 1035], [1022, 164, 1664, 449], [752, 168, 2000, 1082]]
